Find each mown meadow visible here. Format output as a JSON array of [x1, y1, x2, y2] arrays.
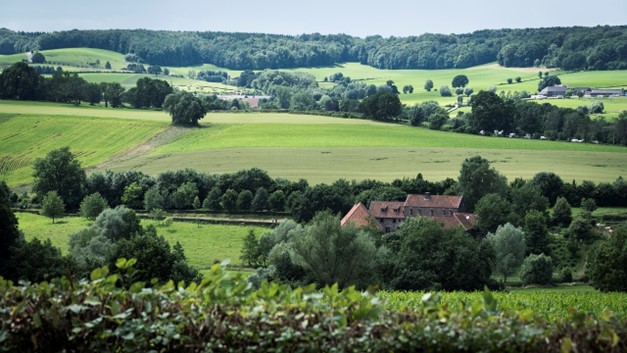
[[16, 212, 267, 270], [1, 99, 626, 187]]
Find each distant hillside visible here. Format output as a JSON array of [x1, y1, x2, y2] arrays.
[[0, 26, 625, 70]]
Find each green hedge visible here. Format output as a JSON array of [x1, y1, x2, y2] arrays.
[[1, 259, 625, 352]]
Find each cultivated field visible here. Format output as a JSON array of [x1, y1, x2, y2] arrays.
[[1, 100, 626, 186], [0, 104, 167, 186], [16, 212, 268, 269], [380, 287, 627, 322]]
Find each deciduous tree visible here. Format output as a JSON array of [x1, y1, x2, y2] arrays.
[[470, 90, 514, 133], [80, 193, 109, 220], [487, 223, 526, 283], [41, 191, 65, 223], [458, 156, 508, 212], [32, 147, 85, 211], [552, 196, 572, 226], [452, 75, 469, 88], [476, 193, 511, 234], [163, 91, 207, 126], [390, 217, 493, 291], [0, 62, 42, 100], [587, 225, 627, 292], [290, 212, 377, 289], [424, 79, 434, 91], [0, 181, 20, 276], [240, 230, 260, 267], [520, 253, 553, 285]]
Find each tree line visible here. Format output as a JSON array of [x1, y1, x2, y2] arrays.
[[3, 149, 627, 292], [1, 26, 626, 70], [18, 148, 627, 222]]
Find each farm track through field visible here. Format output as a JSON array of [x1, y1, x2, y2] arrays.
[[94, 125, 190, 171]]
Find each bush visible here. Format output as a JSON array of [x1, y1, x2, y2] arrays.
[[589, 100, 604, 114], [439, 85, 452, 97], [560, 267, 573, 283], [1, 262, 626, 353], [520, 254, 553, 285]]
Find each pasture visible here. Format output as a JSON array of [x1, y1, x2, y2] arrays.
[[530, 96, 627, 119], [16, 212, 269, 269], [80, 72, 237, 93], [1, 100, 626, 187], [35, 48, 128, 70]]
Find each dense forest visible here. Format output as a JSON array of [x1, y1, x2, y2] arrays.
[[1, 26, 626, 70]]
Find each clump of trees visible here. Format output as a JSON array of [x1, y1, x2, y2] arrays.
[[587, 225, 627, 291], [244, 213, 496, 291]]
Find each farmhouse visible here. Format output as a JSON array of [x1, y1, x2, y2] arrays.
[[538, 85, 568, 97], [341, 193, 476, 233]]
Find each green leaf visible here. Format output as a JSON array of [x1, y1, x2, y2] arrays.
[[33, 313, 42, 328], [483, 289, 497, 312], [561, 338, 572, 353]]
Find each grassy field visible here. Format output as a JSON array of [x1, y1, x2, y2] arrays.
[[530, 97, 627, 119], [79, 72, 237, 93], [571, 207, 627, 217], [0, 105, 167, 186], [37, 48, 128, 69], [1, 100, 626, 186], [16, 212, 269, 269]]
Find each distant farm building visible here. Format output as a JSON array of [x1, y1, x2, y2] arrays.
[[217, 95, 272, 109], [341, 193, 476, 233], [584, 88, 625, 98]]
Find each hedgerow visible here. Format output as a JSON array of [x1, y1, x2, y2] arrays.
[[1, 259, 626, 352]]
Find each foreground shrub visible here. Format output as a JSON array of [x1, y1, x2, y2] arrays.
[[1, 260, 626, 352]]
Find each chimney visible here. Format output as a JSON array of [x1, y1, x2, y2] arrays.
[[424, 192, 431, 200]]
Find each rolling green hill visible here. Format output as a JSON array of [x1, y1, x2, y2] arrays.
[[1, 100, 625, 188], [2, 48, 625, 116]]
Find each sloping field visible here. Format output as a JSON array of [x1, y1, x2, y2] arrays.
[[79, 73, 237, 93], [1, 100, 626, 187], [0, 105, 167, 186]]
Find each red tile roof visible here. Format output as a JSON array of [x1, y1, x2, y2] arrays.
[[369, 201, 405, 219], [454, 213, 476, 230], [432, 213, 476, 230], [341, 203, 373, 228], [404, 194, 463, 209]]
